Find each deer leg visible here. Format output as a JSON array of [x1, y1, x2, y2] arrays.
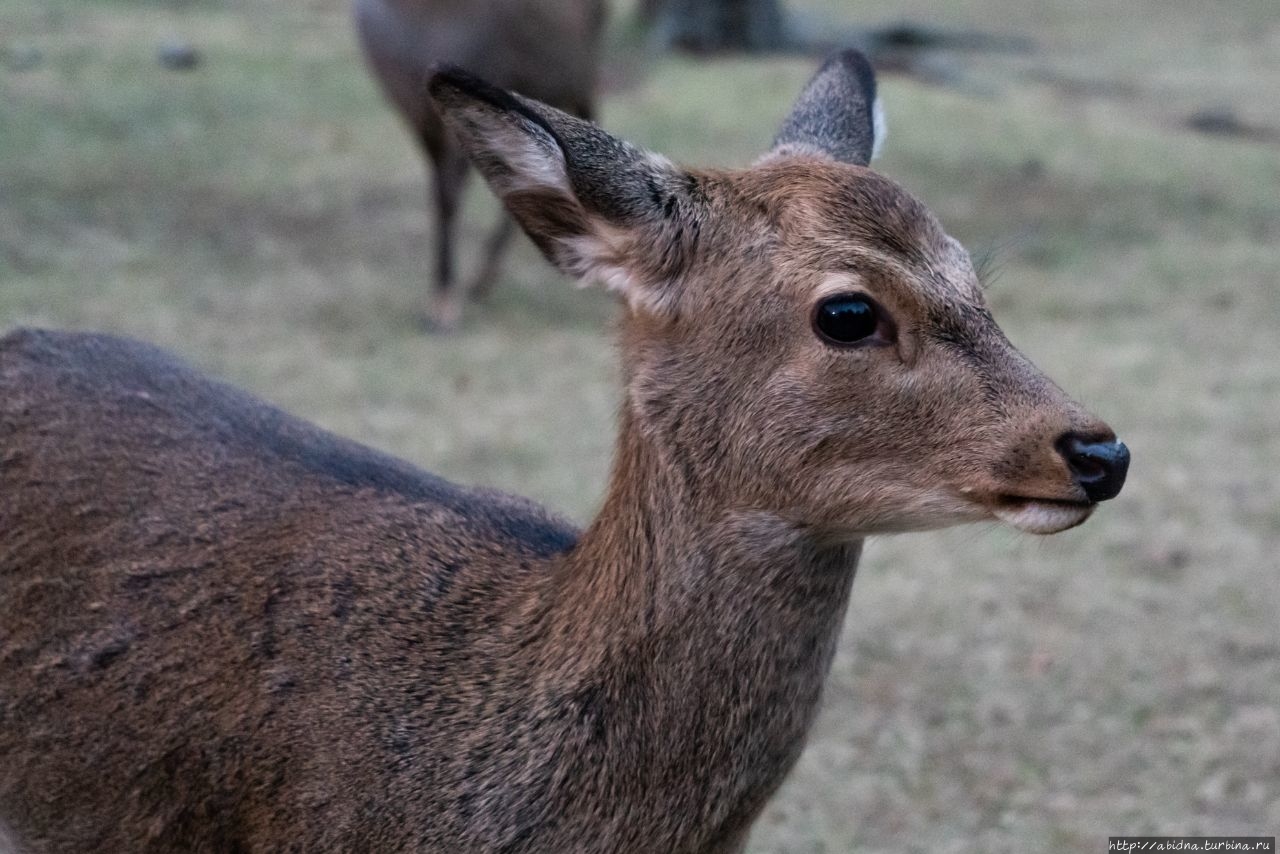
[[425, 141, 469, 332], [465, 213, 516, 302]]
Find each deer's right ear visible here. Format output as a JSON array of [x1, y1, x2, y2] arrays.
[[428, 67, 700, 317], [769, 49, 884, 167]]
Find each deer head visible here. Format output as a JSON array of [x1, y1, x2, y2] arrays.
[[428, 51, 1129, 539]]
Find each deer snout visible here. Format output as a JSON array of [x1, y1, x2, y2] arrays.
[[982, 406, 1129, 534], [1056, 432, 1130, 502]]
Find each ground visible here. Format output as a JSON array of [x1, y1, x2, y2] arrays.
[[2, 0, 1277, 851]]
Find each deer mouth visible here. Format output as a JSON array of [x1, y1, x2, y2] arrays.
[[991, 495, 1095, 535]]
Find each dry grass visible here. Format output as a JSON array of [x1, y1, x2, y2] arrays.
[[2, 0, 1277, 850]]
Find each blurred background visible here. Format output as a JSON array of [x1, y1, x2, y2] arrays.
[[2, 0, 1277, 850]]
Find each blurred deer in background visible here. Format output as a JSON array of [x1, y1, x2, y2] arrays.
[[0, 52, 1128, 852], [354, 0, 607, 330]]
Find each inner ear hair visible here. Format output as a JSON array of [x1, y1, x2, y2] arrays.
[[428, 66, 701, 315], [428, 66, 573, 196]]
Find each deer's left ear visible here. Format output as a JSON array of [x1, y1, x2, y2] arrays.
[[428, 67, 702, 317], [769, 49, 885, 167]]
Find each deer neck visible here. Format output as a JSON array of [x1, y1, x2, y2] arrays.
[[551, 402, 863, 739], [536, 403, 862, 834]]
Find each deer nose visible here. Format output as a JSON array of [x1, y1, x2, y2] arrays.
[[1056, 433, 1130, 502]]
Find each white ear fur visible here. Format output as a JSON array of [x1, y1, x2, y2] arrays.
[[468, 114, 573, 197], [471, 125, 682, 314], [870, 97, 887, 161], [559, 232, 633, 294], [558, 223, 682, 318]]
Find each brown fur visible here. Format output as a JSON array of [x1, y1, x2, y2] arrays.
[[353, 0, 606, 329], [0, 54, 1124, 852]]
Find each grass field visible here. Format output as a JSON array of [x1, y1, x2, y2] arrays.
[[3, 0, 1278, 850]]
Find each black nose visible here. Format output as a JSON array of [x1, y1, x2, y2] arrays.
[[1056, 433, 1130, 502]]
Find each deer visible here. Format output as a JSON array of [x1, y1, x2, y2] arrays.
[[0, 51, 1129, 853], [353, 0, 606, 331]]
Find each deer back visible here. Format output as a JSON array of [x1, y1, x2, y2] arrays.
[[0, 328, 585, 851], [354, 0, 606, 133]]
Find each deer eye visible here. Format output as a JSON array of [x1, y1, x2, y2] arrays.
[[814, 294, 879, 345]]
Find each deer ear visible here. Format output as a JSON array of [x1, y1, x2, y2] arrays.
[[428, 67, 700, 317], [770, 49, 884, 167]]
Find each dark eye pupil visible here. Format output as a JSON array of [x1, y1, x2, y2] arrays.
[[816, 296, 877, 344]]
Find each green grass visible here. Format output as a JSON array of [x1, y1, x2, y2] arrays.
[[3, 0, 1278, 850]]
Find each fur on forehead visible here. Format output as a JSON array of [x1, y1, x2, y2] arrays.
[[721, 156, 977, 313], [736, 158, 973, 295]]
